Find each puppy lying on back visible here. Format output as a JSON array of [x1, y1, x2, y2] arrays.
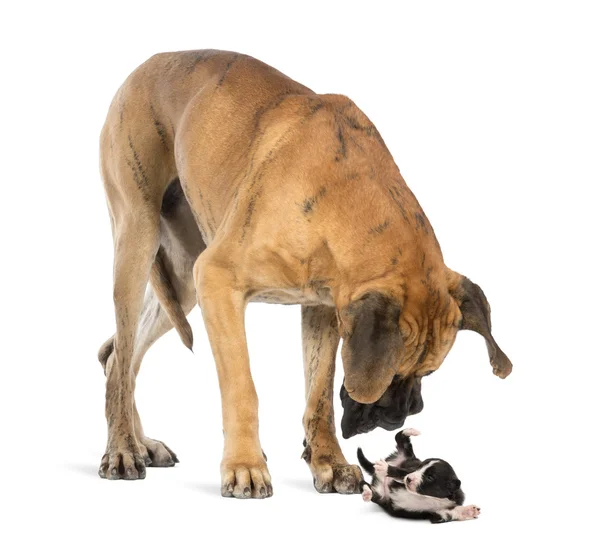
[[357, 429, 480, 523]]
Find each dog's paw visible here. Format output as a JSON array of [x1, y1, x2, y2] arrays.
[[362, 484, 373, 502], [312, 463, 363, 494], [139, 437, 179, 467], [221, 455, 272, 499], [374, 459, 389, 477], [98, 445, 147, 480], [455, 505, 481, 520], [333, 464, 363, 494], [303, 441, 363, 494], [401, 428, 421, 437]]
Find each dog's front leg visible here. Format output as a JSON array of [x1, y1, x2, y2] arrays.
[[194, 254, 271, 499], [301, 305, 362, 493]]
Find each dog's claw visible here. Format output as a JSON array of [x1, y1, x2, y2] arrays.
[[220, 457, 272, 499], [140, 437, 179, 467], [99, 448, 147, 481]]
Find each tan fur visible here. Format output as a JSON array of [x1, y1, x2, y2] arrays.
[[97, 50, 511, 495]]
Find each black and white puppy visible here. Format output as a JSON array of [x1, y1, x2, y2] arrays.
[[357, 429, 480, 523]]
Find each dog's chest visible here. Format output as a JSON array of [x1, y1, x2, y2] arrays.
[[250, 287, 334, 306], [389, 489, 453, 513]]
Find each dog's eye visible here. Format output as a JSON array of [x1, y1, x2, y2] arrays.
[[424, 474, 434, 482]]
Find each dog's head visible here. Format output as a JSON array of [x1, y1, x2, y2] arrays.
[[404, 459, 464, 502], [340, 374, 424, 438], [338, 273, 512, 438]]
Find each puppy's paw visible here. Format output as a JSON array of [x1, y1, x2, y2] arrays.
[[362, 484, 373, 502], [374, 459, 388, 477], [401, 428, 421, 437], [455, 504, 481, 520]]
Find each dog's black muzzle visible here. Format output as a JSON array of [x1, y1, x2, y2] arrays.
[[340, 375, 424, 439]]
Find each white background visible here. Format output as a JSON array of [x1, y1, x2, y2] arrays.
[[2, 1, 599, 547]]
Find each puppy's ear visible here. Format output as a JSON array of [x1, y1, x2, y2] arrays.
[[448, 478, 461, 492], [449, 274, 512, 379], [339, 292, 403, 404]]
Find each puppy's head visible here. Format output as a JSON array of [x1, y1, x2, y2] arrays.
[[338, 272, 512, 438], [404, 459, 462, 501]]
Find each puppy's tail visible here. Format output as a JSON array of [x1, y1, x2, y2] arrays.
[[357, 448, 374, 476], [150, 245, 193, 352]]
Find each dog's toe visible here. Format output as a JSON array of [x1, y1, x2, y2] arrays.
[[220, 455, 272, 499], [98, 448, 146, 481], [140, 437, 178, 467]]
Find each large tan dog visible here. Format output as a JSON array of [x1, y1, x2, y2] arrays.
[[97, 50, 512, 498]]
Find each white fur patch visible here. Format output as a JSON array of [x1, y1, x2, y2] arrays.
[[372, 480, 386, 501], [387, 453, 407, 468], [389, 489, 454, 513], [374, 460, 388, 478], [362, 485, 373, 502], [373, 459, 391, 500], [451, 505, 480, 521], [405, 460, 438, 493]]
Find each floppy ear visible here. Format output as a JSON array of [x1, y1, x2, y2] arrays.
[[450, 275, 513, 379], [339, 292, 403, 404], [448, 478, 461, 492]]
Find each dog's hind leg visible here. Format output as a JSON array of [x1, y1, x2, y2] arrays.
[[99, 181, 205, 468], [99, 203, 160, 479], [99, 275, 194, 468], [97, 113, 175, 479], [132, 283, 193, 467], [301, 305, 363, 494]]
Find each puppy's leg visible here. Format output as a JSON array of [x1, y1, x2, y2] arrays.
[[394, 429, 421, 469], [373, 459, 389, 481], [194, 250, 271, 499], [361, 482, 373, 502], [374, 460, 409, 482], [301, 305, 362, 494], [401, 428, 421, 437], [430, 505, 481, 523]]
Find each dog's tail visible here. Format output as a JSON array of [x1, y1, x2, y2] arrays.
[[357, 448, 375, 476], [150, 245, 193, 352]]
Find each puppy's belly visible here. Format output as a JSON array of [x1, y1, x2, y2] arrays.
[[390, 490, 454, 513], [250, 287, 334, 306], [373, 480, 388, 501]]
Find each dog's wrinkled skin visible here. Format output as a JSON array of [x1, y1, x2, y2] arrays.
[[97, 50, 512, 497], [340, 375, 425, 439]]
